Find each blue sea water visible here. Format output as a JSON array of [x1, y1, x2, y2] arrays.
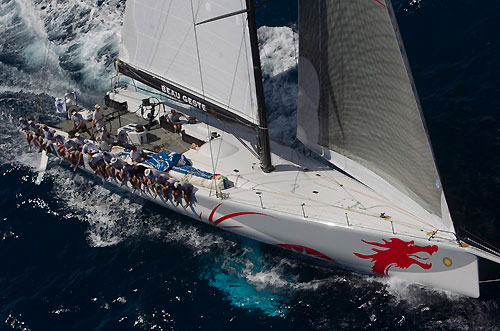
[[1, 0, 500, 330]]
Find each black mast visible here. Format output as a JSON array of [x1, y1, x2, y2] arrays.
[[246, 0, 274, 173]]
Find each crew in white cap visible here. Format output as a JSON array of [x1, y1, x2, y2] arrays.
[[172, 181, 183, 206], [144, 168, 161, 197], [155, 171, 170, 198]]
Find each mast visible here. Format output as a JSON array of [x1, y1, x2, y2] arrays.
[[246, 0, 274, 173]]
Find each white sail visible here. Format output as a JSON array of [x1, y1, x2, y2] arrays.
[[297, 0, 454, 231], [119, 0, 258, 124]]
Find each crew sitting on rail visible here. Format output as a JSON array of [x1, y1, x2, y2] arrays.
[[144, 168, 160, 198], [119, 161, 133, 187], [172, 181, 183, 206], [50, 134, 64, 157], [70, 109, 92, 137], [56, 138, 67, 158], [65, 143, 83, 169], [120, 161, 145, 191], [74, 133, 86, 146], [155, 171, 170, 199], [131, 165, 144, 191], [180, 182, 194, 208], [167, 109, 183, 133], [76, 139, 98, 171], [110, 157, 124, 182], [81, 139, 99, 155], [101, 151, 113, 180], [158, 177, 176, 202], [54, 134, 65, 146], [40, 125, 57, 155], [19, 117, 29, 132], [29, 122, 43, 151], [19, 122, 198, 205], [19, 118, 33, 150], [88, 151, 107, 180]]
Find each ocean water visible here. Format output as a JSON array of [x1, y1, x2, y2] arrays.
[[1, 0, 500, 330]]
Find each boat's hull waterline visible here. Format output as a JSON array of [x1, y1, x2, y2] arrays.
[[44, 140, 479, 298]]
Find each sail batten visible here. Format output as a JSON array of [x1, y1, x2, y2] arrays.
[[298, 0, 454, 231], [119, 0, 258, 124]]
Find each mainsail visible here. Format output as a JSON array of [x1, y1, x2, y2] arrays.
[[119, 0, 258, 125], [297, 0, 454, 230]]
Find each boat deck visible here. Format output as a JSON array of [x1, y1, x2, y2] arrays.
[[55, 107, 192, 154], [54, 87, 459, 246]]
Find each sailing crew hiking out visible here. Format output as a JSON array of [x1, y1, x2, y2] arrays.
[[19, 118, 198, 207], [20, 117, 62, 156], [19, 115, 205, 208]]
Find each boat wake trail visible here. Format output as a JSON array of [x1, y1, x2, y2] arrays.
[[49, 168, 146, 247], [0, 0, 124, 103]]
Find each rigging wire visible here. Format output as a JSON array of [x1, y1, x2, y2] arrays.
[[211, 19, 247, 175], [189, 0, 218, 198], [212, 9, 260, 174]]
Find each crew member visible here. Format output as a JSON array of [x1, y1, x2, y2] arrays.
[[92, 104, 105, 133], [167, 109, 183, 133], [155, 172, 170, 198], [180, 181, 194, 208], [71, 109, 91, 136], [172, 181, 183, 206], [144, 168, 160, 198], [129, 145, 146, 163]]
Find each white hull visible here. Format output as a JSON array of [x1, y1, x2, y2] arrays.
[[59, 155, 479, 298], [44, 87, 490, 297]]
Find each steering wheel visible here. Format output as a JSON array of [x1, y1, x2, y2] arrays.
[[140, 97, 166, 129]]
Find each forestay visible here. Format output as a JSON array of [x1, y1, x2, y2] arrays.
[[297, 0, 454, 231], [119, 0, 258, 124]]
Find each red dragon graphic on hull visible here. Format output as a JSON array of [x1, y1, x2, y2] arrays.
[[354, 238, 438, 276]]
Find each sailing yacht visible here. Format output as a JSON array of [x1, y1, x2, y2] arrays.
[[36, 0, 500, 298]]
